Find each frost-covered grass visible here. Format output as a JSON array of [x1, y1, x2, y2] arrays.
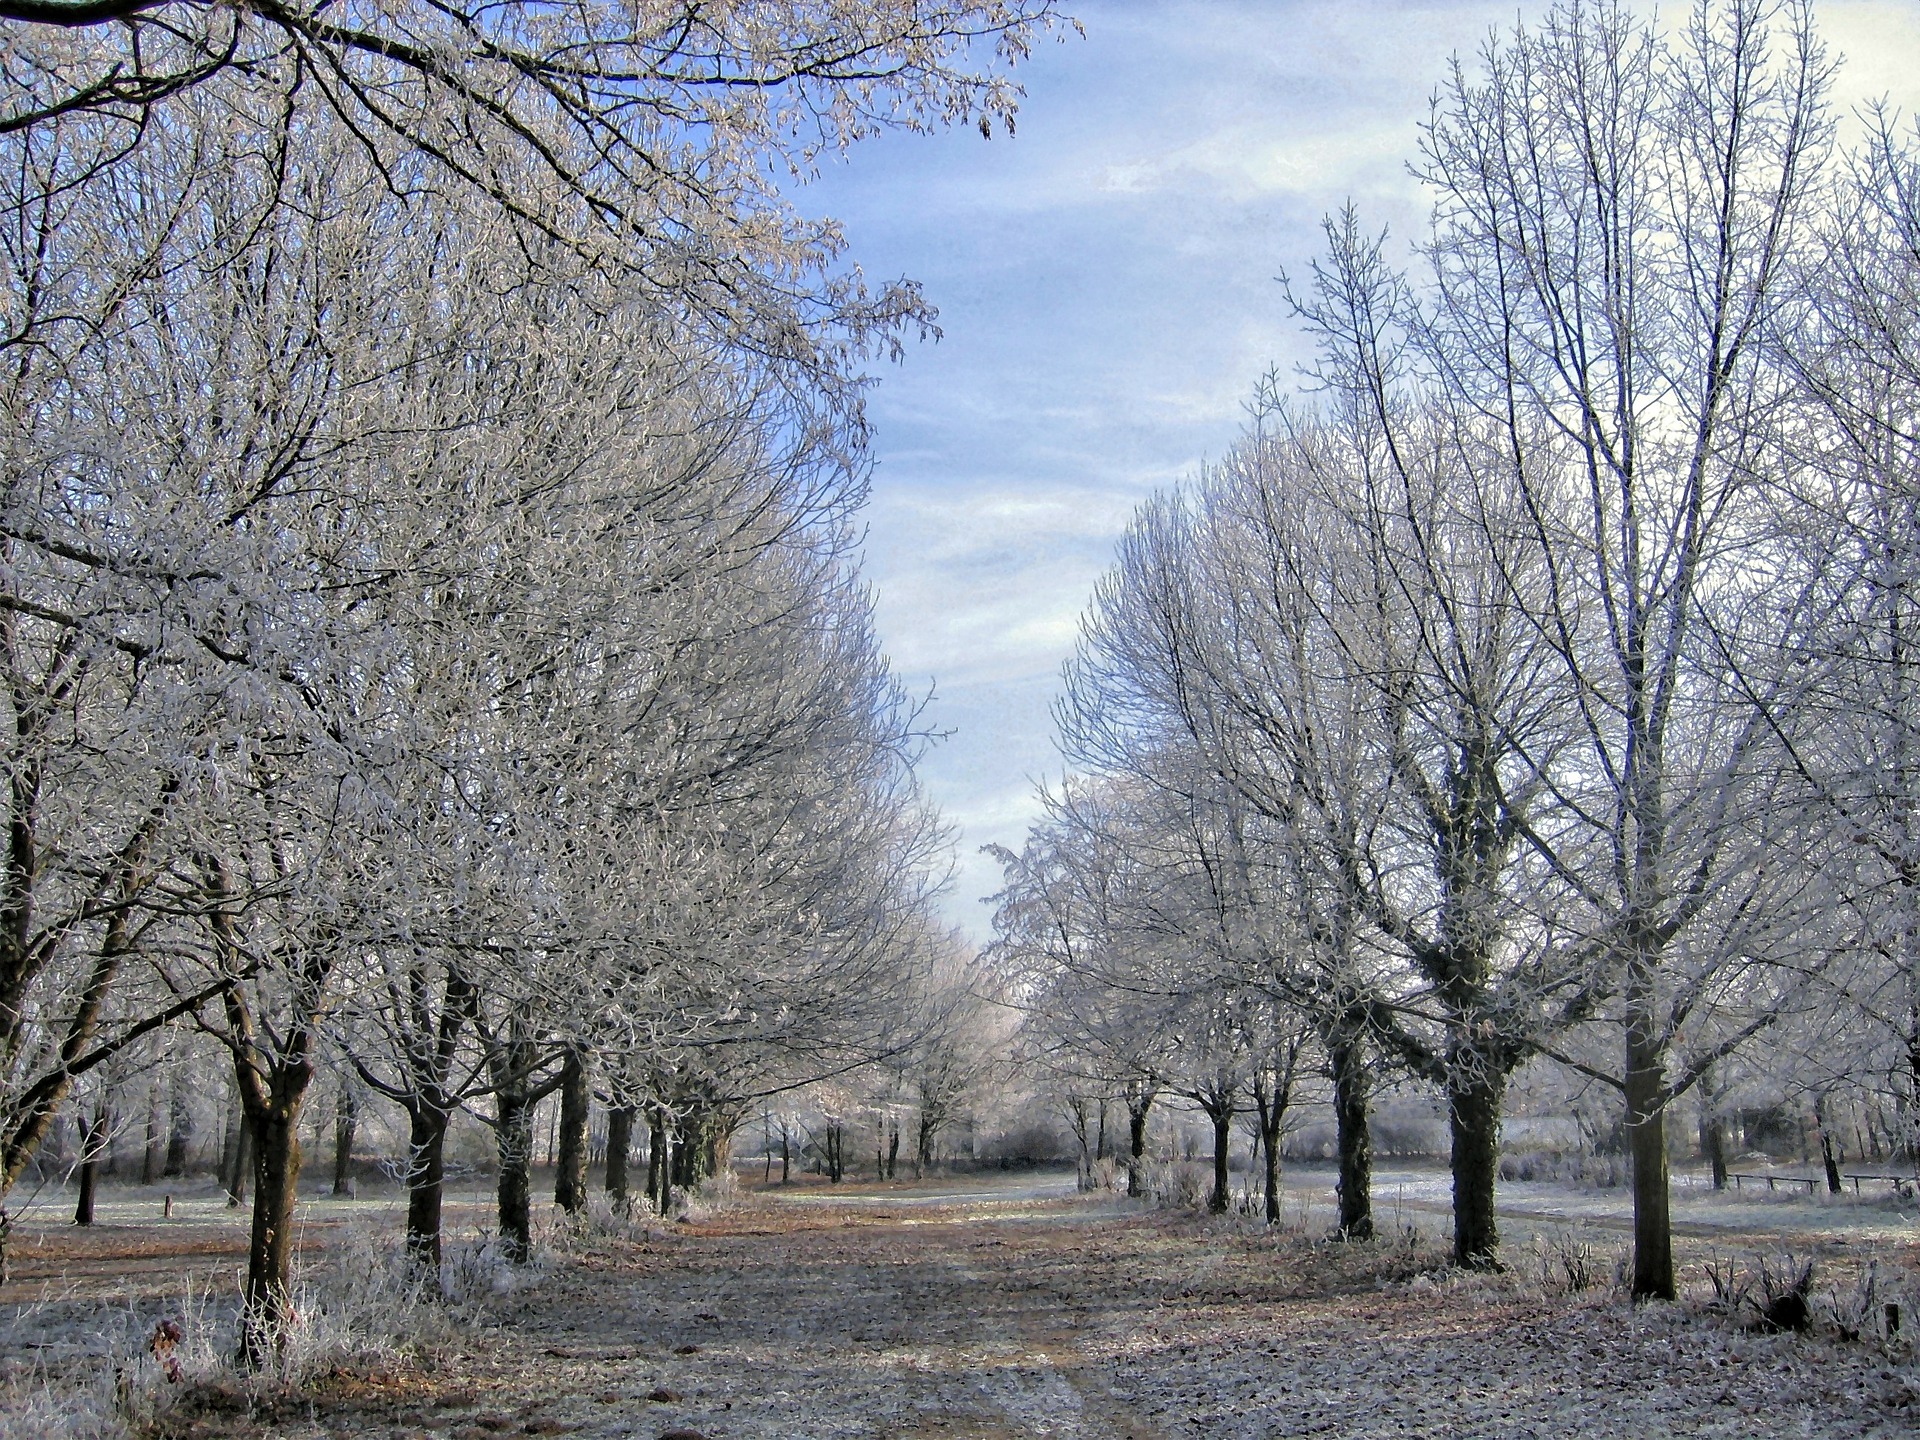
[[0, 1195, 545, 1439], [5, 1167, 1914, 1438]]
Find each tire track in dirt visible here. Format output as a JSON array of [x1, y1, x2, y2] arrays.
[[905, 1219, 1169, 1440], [467, 1193, 1173, 1440]]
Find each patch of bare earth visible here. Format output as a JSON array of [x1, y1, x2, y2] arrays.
[[16, 1179, 1920, 1439]]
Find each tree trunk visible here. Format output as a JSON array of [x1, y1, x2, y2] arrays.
[[163, 1066, 192, 1178], [605, 1105, 634, 1207], [224, 1109, 251, 1209], [1700, 1088, 1729, 1190], [1126, 1090, 1153, 1200], [1207, 1102, 1232, 1214], [780, 1124, 791, 1184], [647, 1110, 667, 1211], [74, 1105, 104, 1226], [1815, 1094, 1844, 1195], [403, 1102, 451, 1276], [332, 1084, 358, 1197], [1625, 1024, 1674, 1300], [1448, 1066, 1503, 1269], [496, 1085, 534, 1263], [1066, 1096, 1093, 1190], [1252, 1072, 1288, 1225], [553, 1047, 589, 1214], [673, 1106, 724, 1190], [240, 1101, 306, 1369], [1329, 1034, 1374, 1240], [142, 1079, 163, 1185], [886, 1122, 899, 1181], [916, 1109, 936, 1177]]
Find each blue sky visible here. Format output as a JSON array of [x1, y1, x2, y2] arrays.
[[793, 0, 1920, 943]]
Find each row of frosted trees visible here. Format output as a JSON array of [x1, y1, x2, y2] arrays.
[[992, 0, 1919, 1301], [0, 0, 1066, 1363]]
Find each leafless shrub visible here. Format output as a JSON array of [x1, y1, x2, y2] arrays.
[[1701, 1250, 1753, 1317], [1145, 1162, 1210, 1212], [1693, 1250, 1905, 1343], [1530, 1229, 1606, 1294]]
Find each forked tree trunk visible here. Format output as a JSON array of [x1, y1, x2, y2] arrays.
[[1448, 1064, 1503, 1269], [1125, 1090, 1153, 1200], [1329, 1034, 1373, 1240], [553, 1047, 589, 1214], [1251, 1071, 1290, 1225], [916, 1109, 937, 1177]]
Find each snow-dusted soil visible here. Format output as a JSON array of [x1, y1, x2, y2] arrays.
[[4, 1172, 1916, 1438]]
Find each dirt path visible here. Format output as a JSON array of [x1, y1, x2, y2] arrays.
[[7, 1175, 1917, 1438], [465, 1187, 1171, 1440], [118, 1176, 1913, 1440]]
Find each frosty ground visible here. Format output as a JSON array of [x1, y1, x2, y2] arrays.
[[2, 1168, 1915, 1439]]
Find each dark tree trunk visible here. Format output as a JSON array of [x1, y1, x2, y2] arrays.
[[916, 1109, 936, 1177], [496, 1080, 535, 1263], [1816, 1095, 1844, 1195], [332, 1084, 357, 1197], [1126, 1089, 1153, 1199], [1625, 1023, 1674, 1300], [780, 1124, 791, 1184], [671, 1109, 706, 1190], [240, 1098, 307, 1369], [1066, 1097, 1093, 1190], [142, 1080, 163, 1185], [1701, 1111, 1729, 1190], [403, 1102, 451, 1276], [223, 1109, 251, 1209], [1330, 1034, 1374, 1240], [1207, 1101, 1232, 1214], [553, 1047, 589, 1214], [1251, 1071, 1290, 1225], [163, 1066, 191, 1178], [647, 1110, 667, 1211], [1448, 1065, 1503, 1269], [604, 1106, 634, 1207], [1261, 1115, 1281, 1223], [886, 1122, 900, 1181], [74, 1105, 105, 1225]]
